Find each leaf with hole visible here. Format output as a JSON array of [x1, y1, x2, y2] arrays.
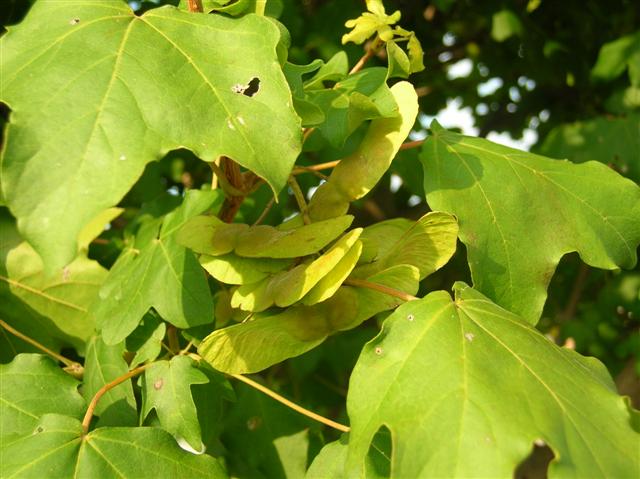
[[0, 0, 301, 270], [345, 283, 640, 478]]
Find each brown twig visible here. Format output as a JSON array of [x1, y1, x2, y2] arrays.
[[252, 197, 275, 226], [186, 0, 203, 13], [0, 318, 82, 372], [230, 373, 350, 432], [343, 278, 419, 302], [350, 38, 382, 75], [399, 139, 425, 150], [82, 364, 151, 435]]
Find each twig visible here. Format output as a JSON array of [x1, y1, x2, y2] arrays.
[[399, 139, 424, 151], [210, 161, 245, 197], [287, 176, 310, 224], [252, 197, 275, 226], [230, 373, 350, 433], [343, 278, 418, 302], [82, 364, 151, 435], [186, 0, 203, 13], [349, 38, 382, 75], [0, 318, 82, 371], [559, 263, 590, 321]]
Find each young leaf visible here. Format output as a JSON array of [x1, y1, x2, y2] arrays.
[[0, 414, 227, 478], [421, 121, 640, 323], [83, 336, 137, 428], [199, 265, 419, 374], [93, 190, 221, 344], [5, 242, 107, 352], [308, 81, 419, 220], [345, 283, 640, 478], [342, 0, 401, 45], [0, 0, 301, 270], [140, 356, 209, 451], [0, 354, 85, 441]]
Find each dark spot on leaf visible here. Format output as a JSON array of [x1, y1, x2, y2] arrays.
[[69, 18, 80, 25], [154, 378, 164, 390], [35, 426, 44, 433], [243, 77, 260, 97], [375, 346, 383, 355]]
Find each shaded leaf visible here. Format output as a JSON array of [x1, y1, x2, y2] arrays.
[[345, 283, 640, 478], [591, 30, 640, 85], [5, 242, 106, 352], [538, 114, 640, 183], [421, 121, 640, 323], [126, 312, 166, 367], [94, 190, 221, 344], [83, 336, 137, 427], [199, 264, 419, 374], [141, 355, 209, 451], [0, 0, 301, 269], [0, 354, 85, 441], [491, 9, 523, 42], [0, 414, 227, 478]]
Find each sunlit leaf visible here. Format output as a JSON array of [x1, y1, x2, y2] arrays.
[[421, 121, 640, 323], [200, 254, 293, 285], [342, 0, 401, 45], [141, 355, 209, 451], [0, 0, 301, 270], [0, 414, 227, 478], [0, 354, 85, 441], [5, 242, 106, 352], [345, 283, 640, 478]]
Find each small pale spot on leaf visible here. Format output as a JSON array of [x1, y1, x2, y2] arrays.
[[69, 18, 80, 25], [375, 346, 383, 355], [407, 314, 414, 321], [464, 332, 474, 342], [154, 378, 164, 390], [247, 416, 262, 431]]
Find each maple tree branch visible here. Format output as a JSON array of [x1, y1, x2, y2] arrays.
[[82, 363, 151, 435], [343, 278, 419, 302], [350, 37, 382, 75], [288, 175, 310, 224], [399, 139, 424, 150], [252, 197, 275, 226], [0, 318, 81, 370], [230, 373, 350, 433]]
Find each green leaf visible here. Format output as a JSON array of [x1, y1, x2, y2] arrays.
[[0, 0, 301, 270], [307, 68, 398, 147], [345, 283, 640, 478], [308, 81, 419, 219], [93, 190, 221, 344], [77, 208, 123, 253], [538, 114, 640, 183], [304, 51, 349, 90], [125, 313, 166, 367], [385, 41, 410, 79], [222, 384, 310, 479], [4, 242, 107, 352], [0, 354, 85, 441], [306, 433, 389, 479], [421, 122, 640, 323], [406, 33, 425, 73], [0, 414, 227, 478], [141, 355, 209, 451], [83, 336, 137, 427], [353, 212, 458, 280], [199, 264, 418, 374], [178, 214, 354, 259], [591, 31, 640, 85], [491, 9, 523, 42]]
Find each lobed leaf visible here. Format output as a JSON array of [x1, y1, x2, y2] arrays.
[[0, 0, 301, 270], [421, 121, 640, 323], [345, 283, 640, 478], [140, 355, 209, 451], [0, 414, 227, 478], [93, 190, 221, 344]]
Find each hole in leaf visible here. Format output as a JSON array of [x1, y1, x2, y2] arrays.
[[514, 441, 554, 479], [231, 77, 261, 97], [367, 425, 392, 477]]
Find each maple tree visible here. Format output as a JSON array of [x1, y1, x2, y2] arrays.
[[1, 0, 639, 477]]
